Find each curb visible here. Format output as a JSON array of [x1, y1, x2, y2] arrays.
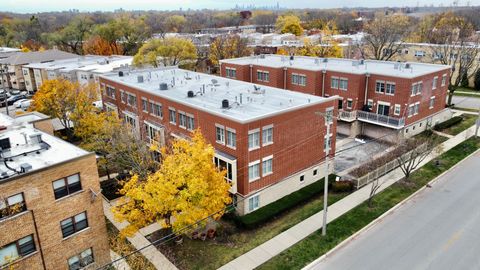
[[303, 147, 480, 270]]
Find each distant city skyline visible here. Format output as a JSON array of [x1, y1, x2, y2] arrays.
[[1, 0, 480, 13]]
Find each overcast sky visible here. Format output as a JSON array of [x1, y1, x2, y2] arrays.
[[2, 0, 480, 13]]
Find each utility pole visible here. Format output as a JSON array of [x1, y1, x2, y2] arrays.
[[0, 66, 8, 115]]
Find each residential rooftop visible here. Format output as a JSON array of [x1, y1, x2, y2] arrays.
[[0, 113, 89, 182], [101, 67, 337, 123], [23, 55, 132, 74], [0, 49, 77, 66], [220, 54, 451, 78]]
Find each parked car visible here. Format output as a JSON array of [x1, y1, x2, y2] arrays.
[[6, 95, 26, 106], [20, 100, 32, 111], [13, 99, 28, 108]]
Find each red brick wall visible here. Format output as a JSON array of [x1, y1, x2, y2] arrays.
[[100, 77, 337, 196], [251, 65, 284, 89]]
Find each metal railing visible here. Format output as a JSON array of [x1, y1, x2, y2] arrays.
[[338, 110, 357, 122], [357, 110, 405, 129]]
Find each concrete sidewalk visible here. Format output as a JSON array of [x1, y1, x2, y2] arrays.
[[219, 126, 477, 270], [103, 199, 178, 270]]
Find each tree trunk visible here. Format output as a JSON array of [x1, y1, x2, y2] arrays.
[[447, 92, 454, 106]]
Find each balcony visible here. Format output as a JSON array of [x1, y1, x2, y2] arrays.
[[338, 110, 357, 122], [357, 111, 405, 129]]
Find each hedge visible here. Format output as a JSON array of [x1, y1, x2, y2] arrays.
[[233, 174, 337, 229], [434, 116, 463, 131]]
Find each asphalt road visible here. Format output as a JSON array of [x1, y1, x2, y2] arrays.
[[310, 150, 480, 270], [452, 96, 480, 110]]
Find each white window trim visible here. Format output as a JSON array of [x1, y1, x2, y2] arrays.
[[248, 194, 260, 212], [441, 74, 447, 86], [226, 127, 236, 149], [331, 76, 339, 89], [339, 77, 348, 91], [262, 155, 273, 177], [408, 104, 415, 118], [215, 124, 225, 145], [414, 102, 420, 115], [394, 104, 401, 116], [141, 98, 148, 112], [430, 96, 435, 109], [248, 128, 261, 151], [262, 124, 274, 146], [346, 98, 353, 109], [178, 111, 187, 129], [375, 80, 385, 93], [385, 81, 396, 96], [248, 160, 261, 182], [432, 76, 438, 90]]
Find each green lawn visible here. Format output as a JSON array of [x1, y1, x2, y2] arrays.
[[453, 87, 480, 98], [147, 192, 349, 270], [257, 137, 480, 270], [440, 114, 477, 136]]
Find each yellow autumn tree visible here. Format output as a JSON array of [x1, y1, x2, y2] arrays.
[[295, 39, 342, 58], [209, 35, 252, 66], [276, 15, 304, 36], [133, 37, 197, 68], [113, 130, 232, 236]]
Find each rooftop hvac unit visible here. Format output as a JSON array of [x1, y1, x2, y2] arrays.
[[187, 91, 195, 98], [29, 133, 42, 144], [0, 137, 11, 151], [137, 75, 144, 83], [323, 58, 328, 63], [159, 83, 168, 90], [405, 63, 411, 69], [118, 71, 124, 77], [359, 59, 365, 65], [20, 163, 32, 173], [222, 99, 229, 108]]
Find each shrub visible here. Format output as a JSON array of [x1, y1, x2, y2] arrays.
[[475, 69, 480, 91], [234, 174, 338, 229], [433, 116, 463, 131], [331, 180, 355, 193]]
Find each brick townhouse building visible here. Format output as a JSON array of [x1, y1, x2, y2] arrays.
[[99, 67, 338, 215], [219, 55, 453, 140], [0, 113, 110, 269]]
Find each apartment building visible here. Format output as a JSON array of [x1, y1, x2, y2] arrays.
[[22, 55, 132, 93], [99, 67, 338, 215], [0, 113, 110, 269], [220, 55, 453, 139], [0, 50, 77, 91]]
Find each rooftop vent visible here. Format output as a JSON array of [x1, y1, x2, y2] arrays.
[[159, 83, 168, 90], [118, 71, 124, 77], [211, 79, 218, 84], [222, 99, 229, 109], [323, 58, 328, 63], [290, 55, 294, 61], [187, 91, 195, 98], [0, 137, 11, 151], [20, 163, 32, 173], [359, 59, 365, 65], [405, 63, 411, 69], [29, 133, 42, 144], [137, 75, 144, 83]]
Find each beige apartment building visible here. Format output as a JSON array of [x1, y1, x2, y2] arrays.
[[0, 112, 110, 269]]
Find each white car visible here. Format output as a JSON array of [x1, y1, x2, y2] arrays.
[[20, 100, 32, 111], [13, 99, 28, 108]]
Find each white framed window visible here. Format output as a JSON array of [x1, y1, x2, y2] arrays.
[[186, 114, 195, 131], [262, 155, 273, 176], [414, 102, 420, 115], [151, 102, 163, 118], [226, 128, 236, 148], [178, 111, 187, 128], [331, 77, 339, 89], [248, 160, 260, 182], [430, 96, 435, 109], [257, 70, 269, 82], [68, 248, 94, 270], [375, 81, 385, 93], [123, 113, 137, 129], [432, 76, 438, 90], [367, 99, 373, 111], [292, 73, 307, 86], [127, 93, 137, 107], [411, 83, 416, 96], [215, 124, 225, 144], [169, 108, 176, 124], [441, 74, 447, 86], [415, 50, 426, 57], [386, 82, 395, 95], [248, 129, 260, 150], [120, 90, 126, 103], [339, 78, 348, 90], [417, 82, 423, 94], [346, 99, 353, 109], [394, 104, 401, 116], [106, 86, 116, 99], [141, 98, 148, 112], [262, 125, 273, 146], [225, 67, 236, 78], [248, 195, 260, 212], [408, 104, 414, 117]]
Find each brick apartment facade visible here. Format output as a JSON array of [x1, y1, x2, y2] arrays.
[[220, 55, 453, 139], [99, 67, 338, 215], [0, 115, 110, 269]]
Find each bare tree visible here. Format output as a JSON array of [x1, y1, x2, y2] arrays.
[[362, 15, 412, 60], [396, 134, 441, 181], [426, 12, 480, 105]]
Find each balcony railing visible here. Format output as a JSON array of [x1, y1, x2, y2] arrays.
[[357, 111, 405, 129], [338, 110, 357, 122]]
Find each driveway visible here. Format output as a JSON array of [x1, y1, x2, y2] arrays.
[[310, 150, 480, 270]]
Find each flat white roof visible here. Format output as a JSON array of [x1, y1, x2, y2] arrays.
[[101, 67, 337, 123], [0, 113, 89, 182], [220, 54, 451, 78], [24, 55, 133, 74]]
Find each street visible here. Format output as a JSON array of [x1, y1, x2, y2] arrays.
[[452, 96, 480, 110], [310, 150, 480, 270]]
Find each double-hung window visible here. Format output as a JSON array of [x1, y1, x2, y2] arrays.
[[414, 102, 420, 115], [262, 156, 273, 176], [248, 129, 260, 150], [441, 74, 447, 86], [169, 109, 176, 124], [0, 193, 27, 219], [106, 86, 116, 99], [61, 212, 88, 238], [0, 235, 36, 266], [68, 248, 94, 270], [376, 81, 385, 93], [331, 77, 339, 89], [408, 104, 415, 117], [153, 103, 162, 118], [53, 174, 81, 200], [225, 68, 236, 78], [262, 125, 273, 146], [432, 76, 438, 90], [386, 82, 395, 95], [292, 74, 306, 86], [248, 161, 260, 182], [248, 195, 259, 212], [339, 78, 348, 90], [178, 112, 187, 128], [216, 125, 225, 144], [430, 97, 435, 109], [186, 114, 195, 131], [141, 98, 148, 112], [226, 128, 236, 148], [257, 71, 269, 82], [394, 104, 401, 116]]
